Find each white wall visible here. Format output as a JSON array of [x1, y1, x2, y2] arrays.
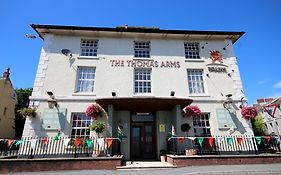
[[25, 32, 251, 155], [31, 34, 242, 101]]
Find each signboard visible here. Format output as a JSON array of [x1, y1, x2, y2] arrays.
[[216, 108, 237, 130], [208, 66, 227, 73], [159, 124, 166, 132], [110, 59, 180, 68], [42, 108, 67, 130]]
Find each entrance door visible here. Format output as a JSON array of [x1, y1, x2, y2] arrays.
[[131, 115, 155, 159]]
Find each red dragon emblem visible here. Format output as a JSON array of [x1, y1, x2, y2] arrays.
[[210, 50, 223, 64]]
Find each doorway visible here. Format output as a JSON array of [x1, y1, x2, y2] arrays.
[[131, 114, 156, 159]]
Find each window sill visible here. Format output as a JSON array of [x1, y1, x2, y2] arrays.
[[77, 56, 100, 60], [188, 94, 210, 97], [133, 58, 152, 60], [185, 59, 205, 62], [72, 93, 96, 96], [132, 93, 153, 97]]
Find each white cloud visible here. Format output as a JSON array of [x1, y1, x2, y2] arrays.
[[273, 81, 281, 88]]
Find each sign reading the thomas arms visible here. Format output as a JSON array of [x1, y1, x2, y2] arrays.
[[110, 59, 181, 68]]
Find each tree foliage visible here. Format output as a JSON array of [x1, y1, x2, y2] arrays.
[[15, 88, 32, 138], [251, 113, 268, 136]]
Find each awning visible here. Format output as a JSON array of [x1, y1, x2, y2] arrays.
[[95, 97, 193, 113]]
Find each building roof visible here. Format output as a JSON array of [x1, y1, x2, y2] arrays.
[[270, 96, 281, 105], [31, 24, 245, 43]]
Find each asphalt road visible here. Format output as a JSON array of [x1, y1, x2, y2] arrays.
[[7, 163, 281, 175]]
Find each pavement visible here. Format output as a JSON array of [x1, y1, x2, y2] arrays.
[[117, 161, 176, 169], [6, 163, 281, 175]]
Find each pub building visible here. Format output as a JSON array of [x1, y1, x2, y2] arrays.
[[23, 24, 253, 160]]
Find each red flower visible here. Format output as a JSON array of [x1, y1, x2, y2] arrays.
[[241, 107, 258, 120], [183, 105, 201, 117], [85, 103, 103, 120]]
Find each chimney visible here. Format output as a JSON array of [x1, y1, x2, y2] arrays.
[[2, 67, 10, 79]]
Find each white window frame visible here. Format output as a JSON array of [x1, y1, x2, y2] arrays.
[[76, 67, 96, 93], [193, 113, 211, 137], [134, 41, 150, 58], [134, 68, 152, 94], [184, 42, 201, 59], [71, 113, 92, 138], [80, 39, 98, 57], [187, 69, 205, 94]]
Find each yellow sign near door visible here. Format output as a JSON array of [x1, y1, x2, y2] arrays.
[[159, 124, 165, 132]]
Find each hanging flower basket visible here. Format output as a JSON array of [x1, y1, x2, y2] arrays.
[[89, 121, 106, 136], [181, 123, 191, 132], [241, 106, 258, 120], [85, 103, 105, 120], [183, 105, 201, 117]]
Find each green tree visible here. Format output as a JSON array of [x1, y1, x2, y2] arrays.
[[251, 113, 268, 136], [14, 88, 32, 138]]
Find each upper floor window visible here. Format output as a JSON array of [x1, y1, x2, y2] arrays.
[[76, 67, 95, 93], [134, 68, 151, 93], [134, 41, 150, 58], [184, 42, 200, 59], [187, 69, 205, 94], [71, 113, 91, 138], [80, 39, 98, 57]]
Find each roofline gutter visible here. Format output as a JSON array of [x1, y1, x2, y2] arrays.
[[30, 24, 245, 42]]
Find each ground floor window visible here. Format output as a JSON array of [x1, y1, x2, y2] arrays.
[[71, 113, 91, 138], [193, 113, 211, 137]]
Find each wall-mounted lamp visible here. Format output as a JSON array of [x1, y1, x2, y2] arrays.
[[223, 94, 233, 109], [206, 73, 210, 77], [112, 92, 116, 97], [47, 91, 58, 109], [170, 91, 175, 96], [226, 94, 233, 99], [201, 42, 208, 49], [239, 97, 248, 109], [223, 44, 230, 50], [61, 49, 72, 58]]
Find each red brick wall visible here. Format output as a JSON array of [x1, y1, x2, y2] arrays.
[[0, 157, 122, 173], [167, 155, 281, 167]]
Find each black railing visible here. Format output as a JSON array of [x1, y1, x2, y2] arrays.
[[0, 137, 121, 158], [0, 139, 19, 157], [167, 135, 281, 155]]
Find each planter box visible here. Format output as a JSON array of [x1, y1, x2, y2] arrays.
[[160, 155, 166, 162], [186, 149, 197, 156]]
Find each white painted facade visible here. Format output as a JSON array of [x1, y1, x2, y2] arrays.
[[23, 25, 253, 160]]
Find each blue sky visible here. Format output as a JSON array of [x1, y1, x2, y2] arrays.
[[0, 0, 280, 104]]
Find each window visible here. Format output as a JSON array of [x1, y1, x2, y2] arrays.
[[187, 69, 205, 94], [134, 41, 150, 58], [184, 42, 200, 59], [76, 67, 95, 92], [71, 113, 91, 138], [193, 113, 211, 137], [80, 39, 98, 57], [134, 69, 151, 93]]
